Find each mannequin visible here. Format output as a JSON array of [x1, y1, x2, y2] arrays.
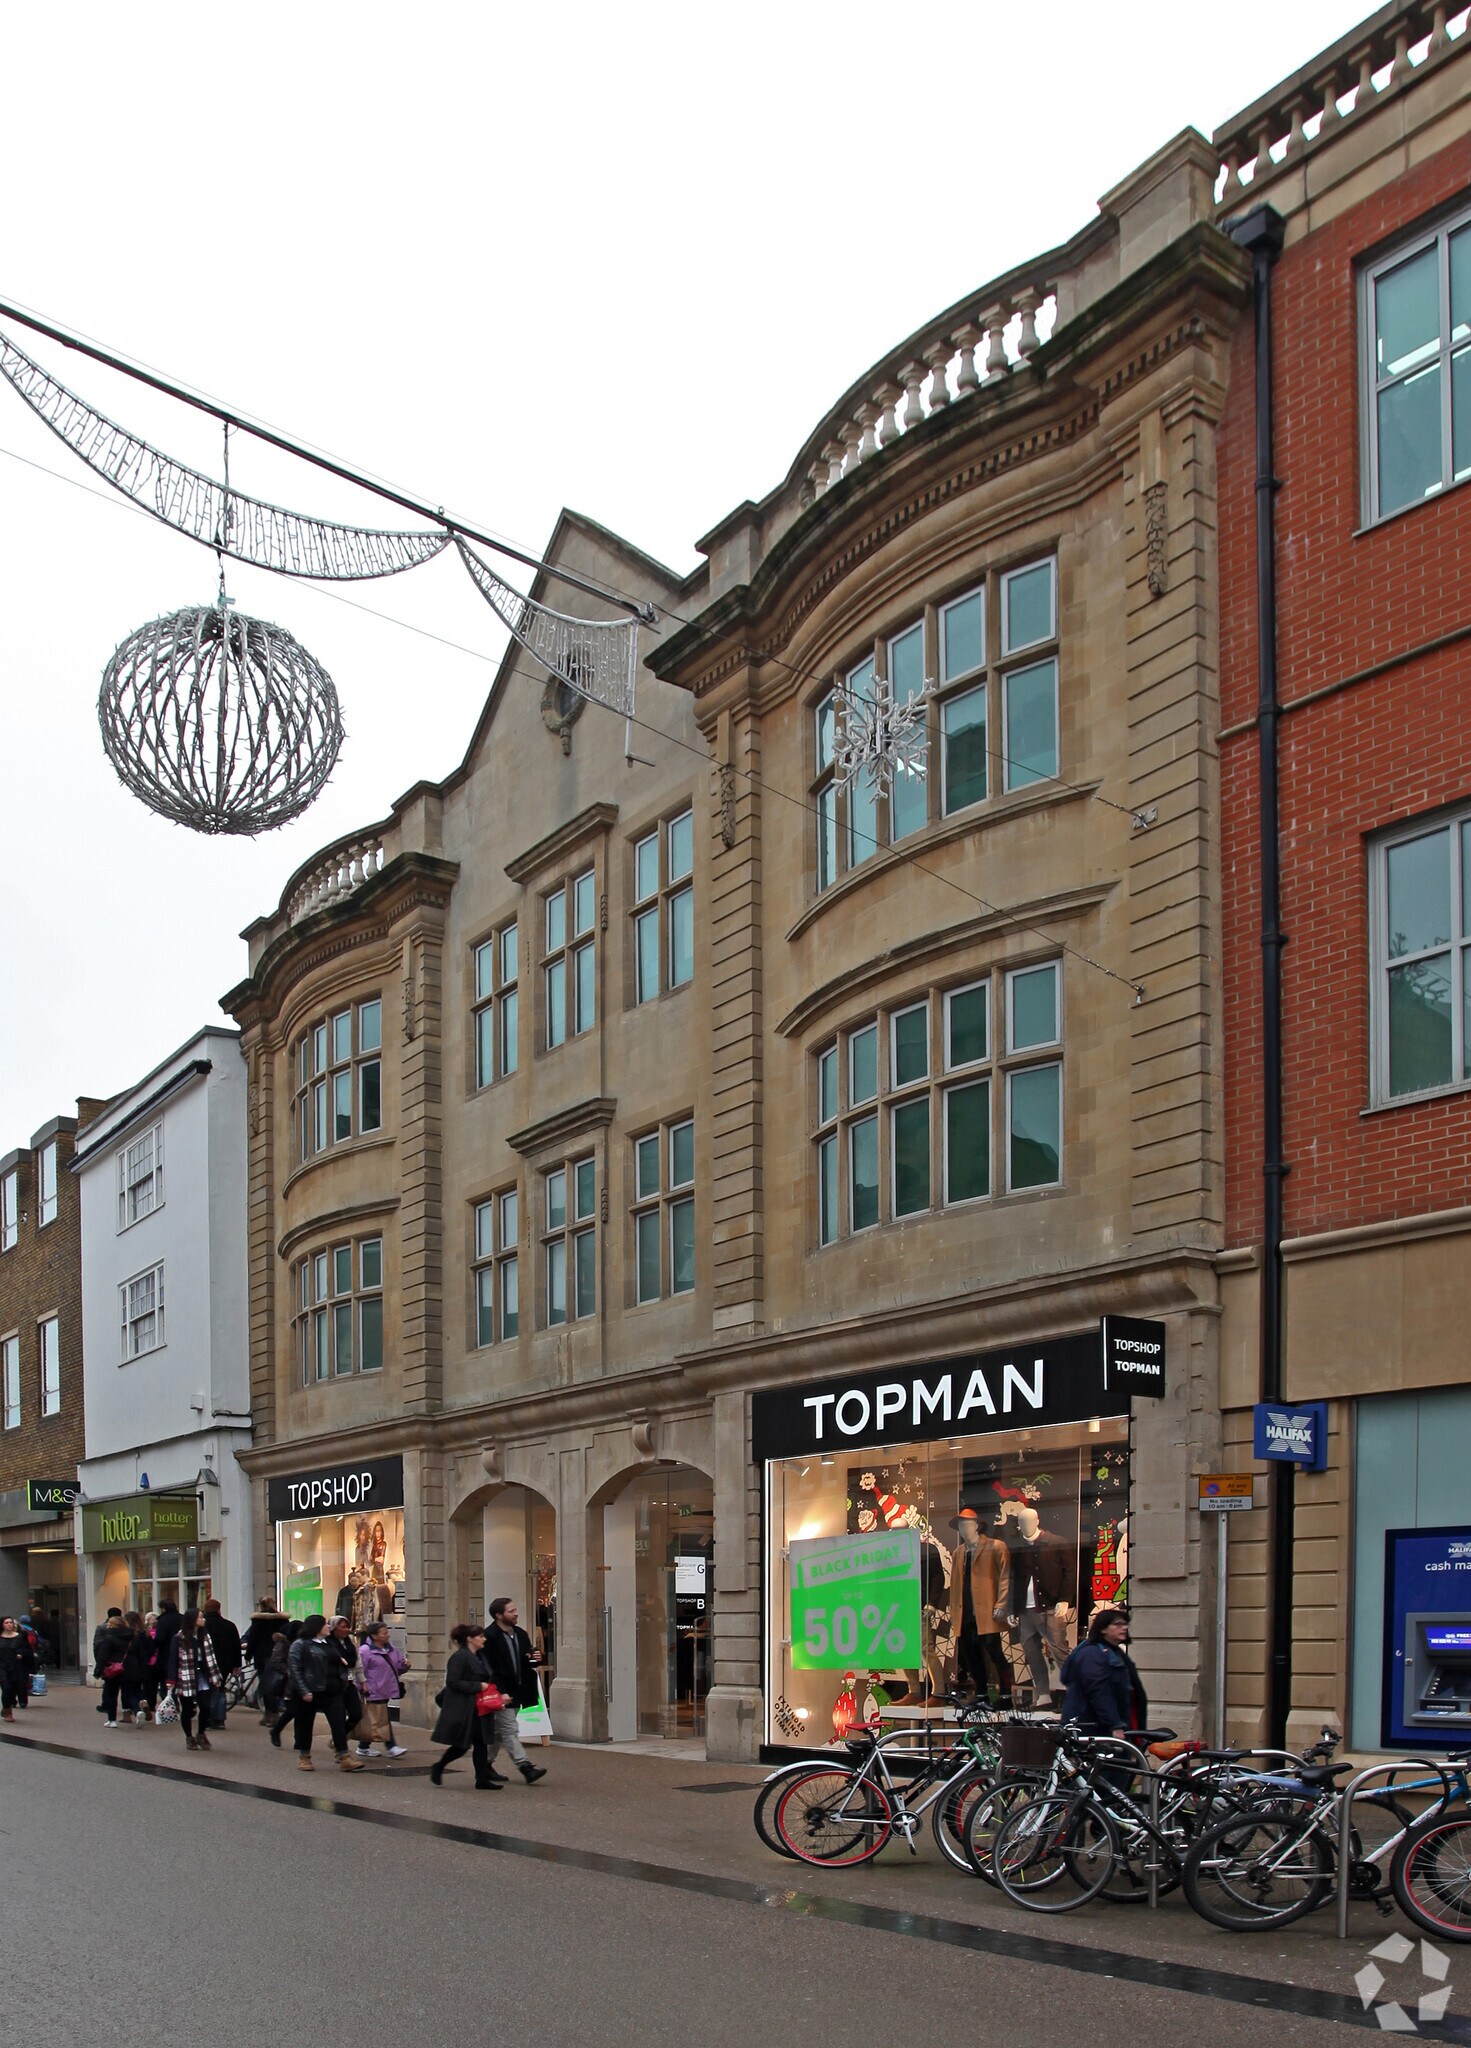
[[1004, 1502, 1074, 1707], [947, 1508, 1011, 1700]]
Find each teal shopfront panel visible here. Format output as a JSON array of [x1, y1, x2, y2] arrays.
[[1351, 1388, 1471, 1747]]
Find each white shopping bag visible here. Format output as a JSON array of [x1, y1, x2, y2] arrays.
[[517, 1674, 553, 1741]]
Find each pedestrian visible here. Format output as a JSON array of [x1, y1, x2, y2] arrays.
[[0, 1616, 37, 1720], [92, 1605, 124, 1714], [245, 1592, 288, 1718], [153, 1597, 183, 1699], [1058, 1608, 1148, 1738], [119, 1612, 150, 1725], [166, 1608, 224, 1752], [268, 1620, 304, 1750], [326, 1615, 366, 1748], [201, 1598, 242, 1729], [481, 1596, 547, 1785], [260, 1630, 290, 1717], [355, 1623, 409, 1759], [96, 1611, 133, 1728], [281, 1614, 364, 1774], [429, 1623, 499, 1789], [137, 1611, 160, 1722]]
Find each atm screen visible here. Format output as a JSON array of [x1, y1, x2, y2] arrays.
[[1424, 1626, 1471, 1660]]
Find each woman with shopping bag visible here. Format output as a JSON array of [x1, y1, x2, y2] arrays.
[[428, 1624, 502, 1790]]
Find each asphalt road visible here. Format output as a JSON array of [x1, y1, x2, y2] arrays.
[[1, 1738, 1427, 2047]]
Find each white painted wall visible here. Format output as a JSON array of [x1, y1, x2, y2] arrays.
[[75, 1027, 253, 1624]]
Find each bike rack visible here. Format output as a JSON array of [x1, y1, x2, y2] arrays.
[[1334, 1758, 1455, 1939]]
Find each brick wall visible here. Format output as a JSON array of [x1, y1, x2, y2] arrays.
[[0, 1105, 102, 1494], [1219, 135, 1471, 1248]]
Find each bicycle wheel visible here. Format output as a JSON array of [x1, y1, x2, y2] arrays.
[[961, 1776, 1046, 1886], [1183, 1807, 1334, 1931], [992, 1794, 1120, 1912], [752, 1765, 812, 1859], [1392, 1813, 1471, 1942], [772, 1767, 893, 1867], [931, 1764, 996, 1874]]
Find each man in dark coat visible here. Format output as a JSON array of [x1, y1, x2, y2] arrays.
[[244, 1595, 288, 1674], [202, 1599, 242, 1676], [1058, 1608, 1148, 1736], [481, 1597, 546, 1784], [152, 1599, 184, 1698]]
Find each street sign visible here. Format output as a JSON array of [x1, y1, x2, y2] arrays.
[[1253, 1400, 1328, 1470], [1199, 1475, 1255, 1513], [789, 1527, 921, 1670]]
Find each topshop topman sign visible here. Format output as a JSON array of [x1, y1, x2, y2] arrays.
[[265, 1454, 404, 1524], [749, 1328, 1155, 1466]]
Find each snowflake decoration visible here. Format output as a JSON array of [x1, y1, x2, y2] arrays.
[[833, 673, 930, 797]]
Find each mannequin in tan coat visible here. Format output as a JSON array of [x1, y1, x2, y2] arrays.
[[947, 1508, 1012, 1698]]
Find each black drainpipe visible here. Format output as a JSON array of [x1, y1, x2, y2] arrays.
[[1230, 202, 1289, 1749]]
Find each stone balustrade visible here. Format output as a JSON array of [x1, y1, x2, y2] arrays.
[[284, 831, 390, 924], [1213, 1, 1467, 212], [799, 277, 1058, 506]]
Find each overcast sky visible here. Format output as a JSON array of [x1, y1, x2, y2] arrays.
[[0, 0, 1356, 1142]]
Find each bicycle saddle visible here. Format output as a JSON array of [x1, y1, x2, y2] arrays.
[[1194, 1747, 1252, 1762], [1296, 1761, 1353, 1785]]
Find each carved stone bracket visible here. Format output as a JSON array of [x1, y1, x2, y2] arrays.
[[1144, 480, 1169, 597], [717, 762, 737, 850], [402, 935, 418, 1043], [479, 1440, 503, 1482]]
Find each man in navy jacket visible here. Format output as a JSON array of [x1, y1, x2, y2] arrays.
[[1058, 1608, 1148, 1735]]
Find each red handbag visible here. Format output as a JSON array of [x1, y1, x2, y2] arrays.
[[475, 1682, 507, 1716]]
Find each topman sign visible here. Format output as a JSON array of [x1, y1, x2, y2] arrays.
[[750, 1327, 1158, 1465], [265, 1455, 404, 1524]]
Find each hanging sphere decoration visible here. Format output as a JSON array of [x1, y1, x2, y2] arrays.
[[97, 602, 344, 835]]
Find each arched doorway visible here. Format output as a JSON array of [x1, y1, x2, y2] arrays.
[[604, 1465, 712, 1741], [482, 1485, 559, 1692]]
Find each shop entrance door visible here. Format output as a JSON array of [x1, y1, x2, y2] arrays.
[[603, 1466, 712, 1742], [27, 1550, 78, 1667]]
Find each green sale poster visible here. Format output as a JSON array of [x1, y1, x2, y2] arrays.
[[789, 1528, 922, 1669]]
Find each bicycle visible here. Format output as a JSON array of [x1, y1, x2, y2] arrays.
[[761, 1700, 1009, 1870], [222, 1663, 260, 1714], [1183, 1749, 1471, 1933]]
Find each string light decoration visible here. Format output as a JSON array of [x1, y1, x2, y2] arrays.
[[97, 598, 344, 834], [832, 670, 930, 797]]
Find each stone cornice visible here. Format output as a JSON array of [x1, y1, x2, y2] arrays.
[[277, 1193, 402, 1262], [1281, 1204, 1471, 1266], [504, 803, 618, 885], [506, 1095, 617, 1159], [221, 853, 459, 1026]]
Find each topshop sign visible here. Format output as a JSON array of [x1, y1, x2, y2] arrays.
[[266, 1454, 404, 1523], [750, 1329, 1148, 1465]]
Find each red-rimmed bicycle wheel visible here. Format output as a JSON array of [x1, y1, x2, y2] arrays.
[[1392, 1813, 1471, 1941], [772, 1767, 893, 1866]]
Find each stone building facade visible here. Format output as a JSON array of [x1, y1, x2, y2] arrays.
[[1215, 4, 1471, 1751], [225, 113, 1255, 1753]]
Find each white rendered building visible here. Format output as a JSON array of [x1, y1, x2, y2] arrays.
[[73, 1027, 252, 1640]]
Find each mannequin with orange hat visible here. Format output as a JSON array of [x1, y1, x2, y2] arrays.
[[946, 1507, 1011, 1701]]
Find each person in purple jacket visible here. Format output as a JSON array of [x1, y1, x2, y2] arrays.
[[354, 1622, 410, 1759]]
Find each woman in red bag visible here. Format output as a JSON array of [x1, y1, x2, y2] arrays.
[[428, 1623, 501, 1790]]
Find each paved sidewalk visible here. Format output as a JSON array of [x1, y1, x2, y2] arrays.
[[3, 1686, 1464, 2018]]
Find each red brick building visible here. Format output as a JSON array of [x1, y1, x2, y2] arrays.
[[1215, 3, 1471, 1749], [0, 1103, 101, 1666]]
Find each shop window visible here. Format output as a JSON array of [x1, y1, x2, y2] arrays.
[[812, 554, 1059, 892], [294, 1235, 384, 1383], [116, 1123, 163, 1231], [120, 1262, 165, 1361], [632, 1118, 695, 1303], [766, 1415, 1130, 1746], [1368, 807, 1471, 1104], [473, 1188, 520, 1346], [292, 998, 383, 1162], [544, 869, 596, 1049], [38, 1141, 57, 1228], [279, 1510, 404, 1630], [38, 1315, 59, 1415], [1, 1167, 18, 1252], [814, 963, 1063, 1244], [2, 1332, 18, 1429], [543, 1156, 596, 1326], [632, 807, 695, 1004], [473, 921, 519, 1088], [1361, 201, 1471, 523]]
